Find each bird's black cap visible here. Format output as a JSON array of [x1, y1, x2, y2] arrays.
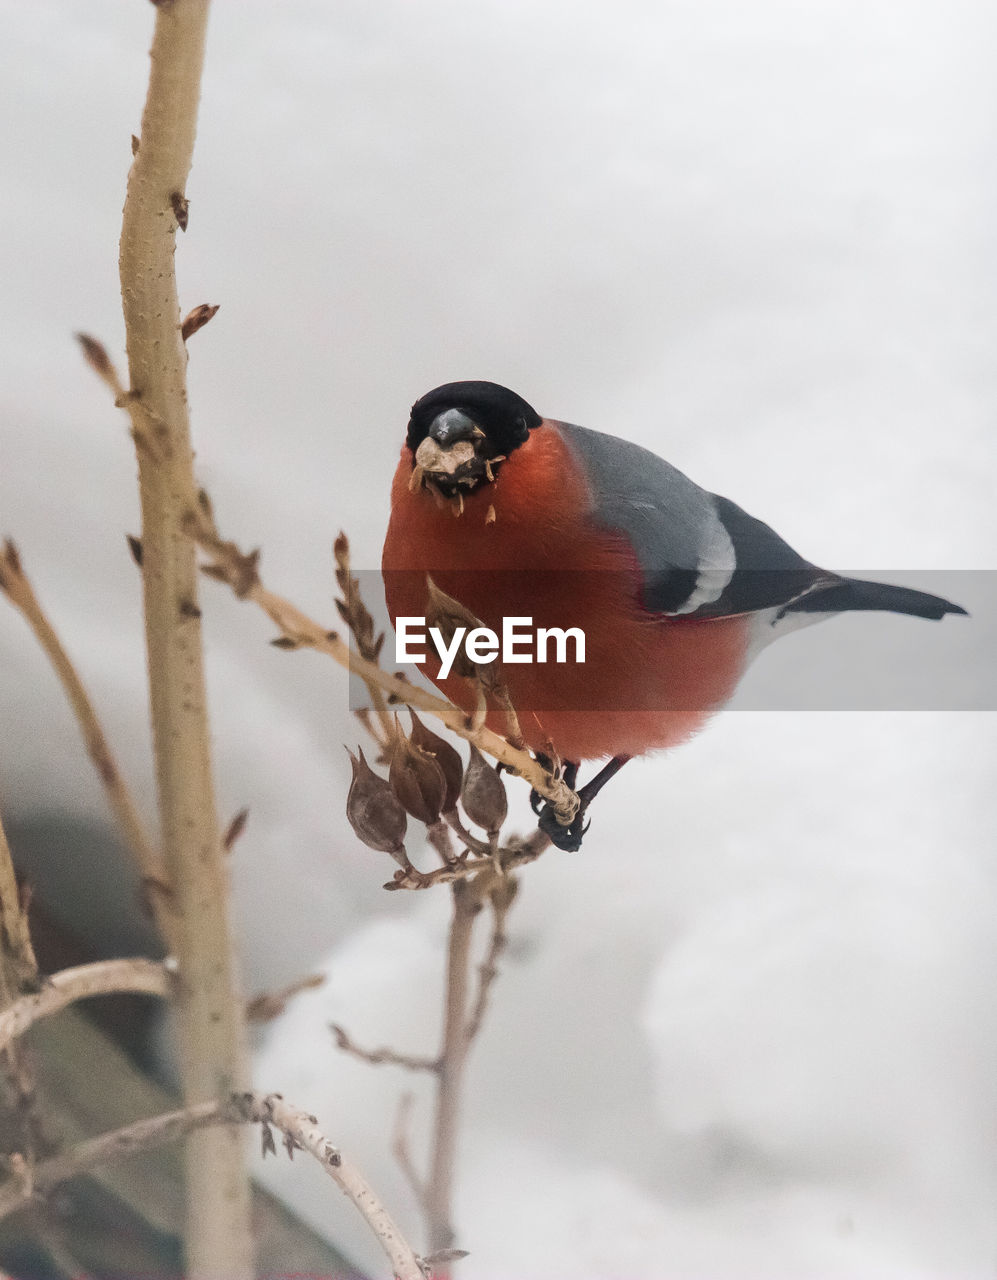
[[407, 381, 542, 454]]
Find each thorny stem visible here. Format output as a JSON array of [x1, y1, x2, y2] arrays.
[[118, 1, 252, 1273]]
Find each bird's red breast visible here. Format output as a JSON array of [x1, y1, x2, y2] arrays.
[[383, 420, 751, 760]]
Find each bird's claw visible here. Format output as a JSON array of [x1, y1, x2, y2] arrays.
[[537, 803, 591, 852], [529, 788, 544, 816]]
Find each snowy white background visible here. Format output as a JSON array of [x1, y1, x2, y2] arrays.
[[2, 1, 996, 1276]]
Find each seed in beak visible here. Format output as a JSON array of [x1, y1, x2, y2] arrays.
[[414, 436, 476, 476]]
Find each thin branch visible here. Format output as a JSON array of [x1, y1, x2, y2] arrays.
[[443, 809, 492, 858], [392, 1092, 428, 1210], [424, 878, 482, 1258], [383, 830, 550, 892], [0, 1099, 227, 1220], [426, 819, 459, 866], [330, 1024, 439, 1074], [464, 881, 515, 1048], [245, 972, 325, 1025], [0, 1090, 427, 1280], [416, 870, 522, 1268], [0, 541, 168, 944], [354, 704, 389, 753], [0, 803, 38, 989], [334, 533, 395, 745], [0, 959, 170, 1055], [119, 0, 252, 1272], [184, 500, 580, 827], [233, 1092, 426, 1280], [0, 803, 47, 1175]]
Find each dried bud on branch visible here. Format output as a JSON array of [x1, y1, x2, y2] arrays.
[[181, 303, 220, 342], [75, 333, 114, 380], [0, 539, 23, 593], [334, 532, 384, 663], [170, 190, 189, 231], [424, 577, 484, 680], [389, 720, 447, 826], [346, 747, 408, 865], [222, 807, 249, 852], [408, 709, 463, 814], [461, 744, 508, 837]]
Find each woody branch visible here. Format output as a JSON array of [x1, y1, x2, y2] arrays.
[[117, 0, 252, 1273]]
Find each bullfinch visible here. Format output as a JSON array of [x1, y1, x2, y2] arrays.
[[382, 381, 965, 849]]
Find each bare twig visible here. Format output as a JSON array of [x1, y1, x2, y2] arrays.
[[0, 1090, 426, 1279], [424, 878, 483, 1259], [464, 880, 516, 1047], [443, 809, 491, 858], [334, 533, 395, 745], [384, 830, 550, 892], [331, 1024, 439, 1074], [185, 502, 579, 826], [354, 704, 389, 753], [0, 541, 168, 943], [426, 820, 459, 866], [392, 1092, 428, 1209], [0, 959, 170, 1054], [233, 1092, 426, 1280], [245, 973, 325, 1024], [492, 683, 526, 752], [118, 1, 252, 1271], [0, 804, 47, 1175], [0, 1099, 228, 1221], [395, 870, 523, 1267], [0, 805, 38, 990], [76, 333, 128, 402]]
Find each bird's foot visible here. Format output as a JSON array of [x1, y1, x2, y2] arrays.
[[534, 756, 630, 852], [530, 756, 577, 818], [537, 801, 591, 852]]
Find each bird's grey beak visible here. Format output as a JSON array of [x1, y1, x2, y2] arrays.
[[428, 408, 479, 446]]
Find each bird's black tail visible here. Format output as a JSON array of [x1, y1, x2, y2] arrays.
[[784, 577, 968, 621]]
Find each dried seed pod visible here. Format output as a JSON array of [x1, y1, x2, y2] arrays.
[[461, 743, 508, 837], [424, 577, 485, 680], [408, 708, 463, 813], [345, 747, 408, 865], [389, 723, 447, 825]]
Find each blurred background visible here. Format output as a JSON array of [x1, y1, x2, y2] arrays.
[[1, 1, 995, 1276]]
